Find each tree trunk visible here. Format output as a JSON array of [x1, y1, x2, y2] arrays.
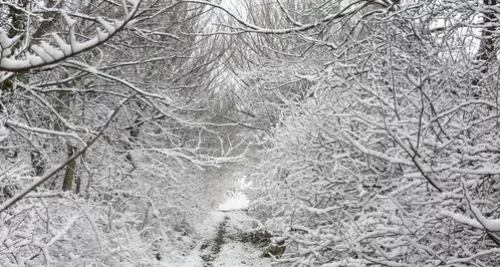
[[62, 144, 77, 191], [471, 0, 497, 98], [75, 176, 81, 194]]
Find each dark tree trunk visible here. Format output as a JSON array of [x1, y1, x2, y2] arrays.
[[62, 144, 77, 191]]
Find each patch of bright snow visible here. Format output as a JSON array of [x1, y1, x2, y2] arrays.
[[211, 239, 271, 267], [0, 124, 9, 143], [218, 192, 249, 211]]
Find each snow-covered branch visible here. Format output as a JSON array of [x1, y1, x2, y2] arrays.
[[0, 0, 141, 71]]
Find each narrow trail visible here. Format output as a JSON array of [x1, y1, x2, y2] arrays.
[[161, 192, 278, 267], [200, 215, 229, 266], [175, 210, 273, 267]]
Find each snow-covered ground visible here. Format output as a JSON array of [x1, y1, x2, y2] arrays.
[[210, 212, 271, 267], [163, 192, 272, 267], [218, 191, 250, 211]]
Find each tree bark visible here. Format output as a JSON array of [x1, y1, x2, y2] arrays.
[[62, 144, 77, 191], [471, 0, 497, 98]]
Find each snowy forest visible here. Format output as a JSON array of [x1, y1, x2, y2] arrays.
[[1, 0, 500, 266]]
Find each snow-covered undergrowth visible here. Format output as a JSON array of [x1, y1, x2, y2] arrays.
[[0, 142, 213, 266]]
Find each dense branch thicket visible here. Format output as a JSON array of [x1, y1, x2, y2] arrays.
[[210, 0, 500, 266], [0, 0, 251, 266], [2, 0, 500, 266]]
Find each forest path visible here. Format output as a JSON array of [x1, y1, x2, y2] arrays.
[[171, 192, 272, 267], [176, 210, 272, 267]]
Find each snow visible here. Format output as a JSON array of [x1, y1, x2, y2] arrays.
[[50, 33, 72, 55], [61, 10, 77, 28], [210, 210, 272, 267], [321, 259, 367, 267], [124, 19, 139, 29], [218, 191, 249, 211], [162, 193, 271, 267], [32, 45, 55, 62], [211, 239, 271, 267], [470, 202, 500, 231], [175, 243, 205, 267], [96, 28, 109, 42], [0, 124, 9, 143], [0, 28, 14, 48], [0, 6, 138, 71], [97, 17, 116, 33]]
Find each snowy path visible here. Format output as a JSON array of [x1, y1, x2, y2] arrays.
[[165, 193, 273, 267], [173, 210, 272, 267]]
